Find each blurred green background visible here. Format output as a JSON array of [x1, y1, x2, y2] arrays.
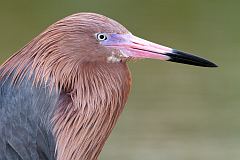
[[0, 0, 239, 160]]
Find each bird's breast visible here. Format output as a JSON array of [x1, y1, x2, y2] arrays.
[[52, 62, 131, 160]]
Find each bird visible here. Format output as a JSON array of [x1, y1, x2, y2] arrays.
[[0, 12, 217, 160]]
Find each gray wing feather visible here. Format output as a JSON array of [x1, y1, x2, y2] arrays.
[[0, 72, 59, 160]]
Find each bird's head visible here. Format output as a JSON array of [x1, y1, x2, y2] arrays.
[[54, 12, 217, 67], [2, 12, 217, 86]]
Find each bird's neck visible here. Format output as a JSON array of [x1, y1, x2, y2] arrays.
[[52, 62, 131, 160], [1, 44, 131, 160]]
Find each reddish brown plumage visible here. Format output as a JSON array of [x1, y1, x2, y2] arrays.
[[0, 13, 131, 160], [52, 63, 131, 160]]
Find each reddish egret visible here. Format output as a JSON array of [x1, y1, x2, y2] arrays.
[[0, 13, 217, 160]]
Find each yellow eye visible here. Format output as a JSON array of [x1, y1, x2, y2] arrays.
[[96, 33, 108, 41]]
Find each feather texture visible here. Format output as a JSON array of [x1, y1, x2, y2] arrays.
[[0, 13, 131, 160], [0, 71, 58, 160]]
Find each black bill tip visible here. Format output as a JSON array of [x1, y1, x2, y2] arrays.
[[166, 50, 218, 67]]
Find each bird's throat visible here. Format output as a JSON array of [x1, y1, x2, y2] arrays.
[[52, 62, 131, 160]]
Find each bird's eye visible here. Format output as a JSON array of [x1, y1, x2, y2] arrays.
[[96, 33, 108, 41]]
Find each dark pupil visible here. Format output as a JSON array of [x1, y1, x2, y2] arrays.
[[99, 34, 106, 40]]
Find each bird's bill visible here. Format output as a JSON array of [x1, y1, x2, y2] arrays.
[[104, 34, 217, 67]]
